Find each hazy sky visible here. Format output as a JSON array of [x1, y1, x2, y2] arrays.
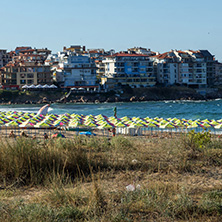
[[1, 0, 222, 61]]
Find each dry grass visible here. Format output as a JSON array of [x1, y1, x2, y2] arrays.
[[1, 133, 222, 221]]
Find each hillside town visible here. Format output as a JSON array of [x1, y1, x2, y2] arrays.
[[0, 45, 222, 92]]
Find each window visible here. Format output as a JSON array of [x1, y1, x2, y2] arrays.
[[27, 68, 33, 72], [20, 67, 26, 72], [27, 73, 34, 78], [37, 73, 43, 78], [20, 80, 26, 84], [20, 73, 26, 78], [27, 80, 33, 84], [12, 68, 18, 72], [37, 67, 43, 72]]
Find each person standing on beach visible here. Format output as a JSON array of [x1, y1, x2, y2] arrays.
[[113, 106, 117, 118]]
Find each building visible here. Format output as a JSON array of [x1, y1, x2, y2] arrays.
[[86, 49, 105, 58], [95, 59, 105, 79], [15, 46, 32, 55], [153, 50, 207, 88], [46, 51, 98, 91], [198, 50, 216, 86], [152, 52, 179, 85], [0, 46, 53, 89], [0, 49, 11, 68], [128, 47, 156, 56], [13, 47, 51, 63], [101, 52, 156, 89], [63, 45, 86, 54], [0, 61, 53, 88], [63, 55, 98, 90], [215, 62, 222, 85]]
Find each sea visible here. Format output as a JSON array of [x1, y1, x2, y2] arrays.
[[1, 100, 222, 120]]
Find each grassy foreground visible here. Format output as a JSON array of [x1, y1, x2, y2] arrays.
[[1, 132, 222, 221]]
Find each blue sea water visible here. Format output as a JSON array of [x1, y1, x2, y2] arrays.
[[0, 100, 222, 120]]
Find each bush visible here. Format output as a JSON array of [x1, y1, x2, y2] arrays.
[[186, 130, 211, 150]]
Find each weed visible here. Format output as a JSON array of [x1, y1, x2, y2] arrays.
[[200, 190, 222, 215]]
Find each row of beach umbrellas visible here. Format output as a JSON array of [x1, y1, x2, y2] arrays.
[[0, 111, 222, 130], [22, 84, 58, 89]]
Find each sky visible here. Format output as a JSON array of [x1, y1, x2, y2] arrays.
[[1, 0, 222, 61]]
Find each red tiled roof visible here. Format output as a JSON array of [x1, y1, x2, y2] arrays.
[[150, 52, 169, 59], [88, 50, 98, 53], [177, 50, 186, 54], [15, 47, 31, 50], [20, 49, 35, 53]]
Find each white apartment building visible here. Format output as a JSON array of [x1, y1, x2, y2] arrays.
[[101, 53, 156, 89], [46, 52, 98, 89], [152, 51, 179, 85], [64, 55, 97, 88], [154, 50, 207, 88]]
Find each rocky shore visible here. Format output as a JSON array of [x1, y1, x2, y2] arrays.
[[1, 86, 222, 105]]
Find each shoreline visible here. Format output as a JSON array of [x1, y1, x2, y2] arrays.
[[1, 86, 222, 105], [0, 96, 222, 106]]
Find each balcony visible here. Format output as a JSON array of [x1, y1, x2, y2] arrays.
[[115, 63, 124, 67]]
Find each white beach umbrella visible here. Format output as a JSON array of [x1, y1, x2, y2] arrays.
[[36, 84, 43, 89], [22, 85, 28, 89], [29, 84, 36, 88], [49, 84, 57, 88], [42, 84, 50, 88]]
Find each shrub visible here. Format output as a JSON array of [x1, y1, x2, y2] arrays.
[[186, 130, 211, 150]]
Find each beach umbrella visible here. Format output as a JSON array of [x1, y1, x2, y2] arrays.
[[97, 122, 113, 129], [68, 120, 85, 127], [129, 122, 144, 128], [199, 122, 211, 128], [0, 120, 5, 125], [114, 122, 126, 127], [42, 84, 50, 88], [0, 117, 10, 123], [29, 84, 36, 89], [159, 123, 175, 129], [36, 84, 43, 89], [35, 122, 52, 128], [209, 120, 219, 126], [6, 121, 20, 127], [174, 121, 185, 127], [121, 116, 131, 121], [22, 85, 28, 89], [20, 121, 35, 127], [187, 122, 199, 128], [146, 122, 158, 127], [87, 122, 98, 127], [50, 84, 58, 88], [214, 124, 222, 129]]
